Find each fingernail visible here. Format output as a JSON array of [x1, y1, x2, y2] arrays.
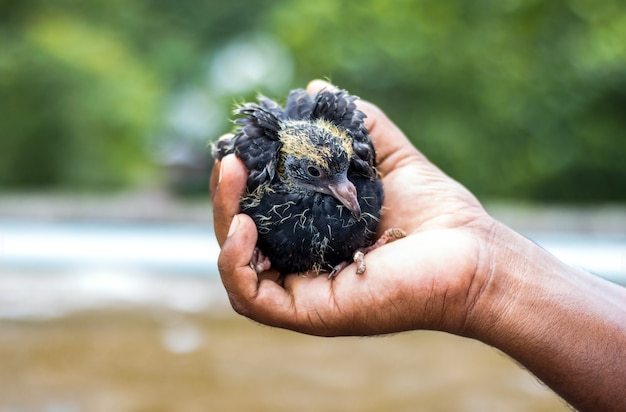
[[227, 215, 240, 237], [218, 160, 225, 185]]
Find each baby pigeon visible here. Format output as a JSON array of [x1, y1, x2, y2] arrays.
[[212, 88, 404, 277]]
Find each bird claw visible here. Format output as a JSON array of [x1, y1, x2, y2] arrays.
[[328, 262, 349, 279], [353, 250, 366, 275], [249, 247, 272, 274], [328, 228, 407, 278]]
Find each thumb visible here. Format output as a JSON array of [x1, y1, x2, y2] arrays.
[[217, 214, 262, 309]]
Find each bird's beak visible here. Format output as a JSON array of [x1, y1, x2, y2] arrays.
[[328, 177, 361, 221]]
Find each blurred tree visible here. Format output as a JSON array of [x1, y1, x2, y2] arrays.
[[1, 0, 624, 202], [0, 0, 276, 191], [266, 0, 626, 202], [0, 4, 161, 189]]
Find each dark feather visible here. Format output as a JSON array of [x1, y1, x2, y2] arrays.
[[284, 89, 314, 119], [214, 99, 283, 188]]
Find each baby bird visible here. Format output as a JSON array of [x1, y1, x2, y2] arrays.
[[213, 88, 403, 277]]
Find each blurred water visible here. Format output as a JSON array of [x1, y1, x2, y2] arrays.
[[0, 220, 218, 274], [0, 219, 624, 319], [525, 232, 626, 284], [0, 219, 225, 319]]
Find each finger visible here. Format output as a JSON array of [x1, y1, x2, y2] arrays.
[[357, 100, 426, 176], [209, 160, 220, 203], [217, 214, 295, 325], [218, 215, 336, 333], [217, 214, 261, 315], [212, 154, 248, 246], [209, 133, 235, 203], [306, 79, 339, 93]]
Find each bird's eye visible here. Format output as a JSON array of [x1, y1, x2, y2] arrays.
[[306, 165, 322, 178]]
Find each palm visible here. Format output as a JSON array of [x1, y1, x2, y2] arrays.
[[272, 145, 488, 335], [212, 80, 491, 336]]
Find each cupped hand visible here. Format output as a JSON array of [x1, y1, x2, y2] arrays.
[[210, 80, 496, 337]]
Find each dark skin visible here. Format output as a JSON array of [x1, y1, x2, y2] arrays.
[[211, 80, 626, 412]]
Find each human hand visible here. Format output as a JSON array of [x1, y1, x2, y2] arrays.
[[210, 79, 496, 337], [210, 80, 626, 411]]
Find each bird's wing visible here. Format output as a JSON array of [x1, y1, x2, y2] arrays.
[[213, 96, 284, 190], [310, 89, 377, 178]]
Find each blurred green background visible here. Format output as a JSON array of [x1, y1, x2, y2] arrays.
[[2, 0, 625, 202]]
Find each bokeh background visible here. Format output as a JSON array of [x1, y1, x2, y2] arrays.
[[1, 0, 625, 411], [3, 0, 626, 200]]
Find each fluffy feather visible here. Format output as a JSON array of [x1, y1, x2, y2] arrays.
[[212, 88, 384, 275]]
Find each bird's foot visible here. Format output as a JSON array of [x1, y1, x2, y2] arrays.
[[328, 228, 407, 279], [249, 247, 272, 274], [353, 250, 366, 275], [328, 261, 349, 279], [361, 228, 407, 256], [353, 228, 406, 275]]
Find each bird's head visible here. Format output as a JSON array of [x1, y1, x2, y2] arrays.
[[277, 119, 361, 221]]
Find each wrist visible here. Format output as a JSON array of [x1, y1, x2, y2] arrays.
[[461, 219, 626, 410], [459, 219, 564, 342]]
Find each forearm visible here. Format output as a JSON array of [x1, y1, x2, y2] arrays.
[[469, 221, 626, 411]]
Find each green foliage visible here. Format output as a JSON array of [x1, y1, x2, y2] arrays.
[[0, 0, 275, 190], [268, 0, 626, 201], [1, 0, 625, 201], [1, 5, 157, 189]]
